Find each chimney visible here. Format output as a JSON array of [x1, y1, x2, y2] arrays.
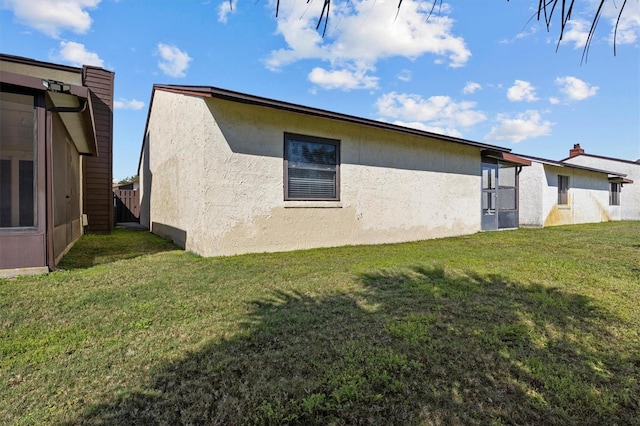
[[569, 143, 585, 158]]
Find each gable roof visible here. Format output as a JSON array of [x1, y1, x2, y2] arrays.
[[515, 153, 629, 178], [144, 84, 513, 152], [561, 152, 640, 166]]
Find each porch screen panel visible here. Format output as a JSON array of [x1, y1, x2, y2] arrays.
[[0, 159, 10, 227], [285, 135, 339, 201], [498, 188, 516, 210], [19, 160, 34, 226], [498, 167, 516, 211], [0, 92, 37, 228]]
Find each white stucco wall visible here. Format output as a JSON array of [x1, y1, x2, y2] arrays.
[[140, 90, 484, 257], [519, 161, 612, 227], [564, 155, 640, 221], [518, 162, 545, 227]]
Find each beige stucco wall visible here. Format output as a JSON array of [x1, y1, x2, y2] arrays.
[[519, 162, 612, 227], [564, 156, 639, 221], [0, 61, 82, 86], [140, 90, 483, 257], [0, 61, 82, 85]]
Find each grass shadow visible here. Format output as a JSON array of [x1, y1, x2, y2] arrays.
[[57, 229, 178, 270], [68, 265, 638, 424]]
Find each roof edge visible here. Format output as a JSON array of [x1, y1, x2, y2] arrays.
[[1, 53, 83, 73], [562, 152, 640, 166], [609, 176, 634, 184], [152, 84, 512, 153], [514, 153, 627, 177]]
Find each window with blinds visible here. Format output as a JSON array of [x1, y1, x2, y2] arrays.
[[558, 175, 569, 205], [284, 133, 340, 201]]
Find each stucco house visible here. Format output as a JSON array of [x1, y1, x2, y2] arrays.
[[138, 84, 531, 257], [0, 54, 114, 277], [562, 144, 639, 221], [517, 153, 631, 227]]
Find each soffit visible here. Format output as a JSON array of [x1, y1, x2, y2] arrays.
[[46, 91, 97, 156]]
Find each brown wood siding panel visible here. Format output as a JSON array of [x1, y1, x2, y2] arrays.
[[92, 116, 111, 122], [82, 77, 112, 86], [82, 67, 114, 232], [84, 168, 111, 175], [84, 165, 111, 172], [93, 116, 111, 124], [84, 192, 112, 199], [84, 158, 111, 165]]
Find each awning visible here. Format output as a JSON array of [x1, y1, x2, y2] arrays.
[[0, 69, 98, 156], [482, 150, 532, 167], [609, 176, 634, 184], [46, 90, 98, 156]]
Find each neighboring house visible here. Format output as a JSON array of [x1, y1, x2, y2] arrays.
[[0, 54, 114, 276], [562, 144, 639, 221], [113, 180, 139, 191], [138, 85, 531, 257], [517, 153, 631, 227]]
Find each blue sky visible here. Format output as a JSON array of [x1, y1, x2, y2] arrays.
[[1, 0, 638, 181]]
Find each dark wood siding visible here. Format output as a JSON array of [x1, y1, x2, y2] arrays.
[[82, 67, 114, 232]]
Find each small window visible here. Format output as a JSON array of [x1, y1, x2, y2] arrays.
[[284, 133, 339, 201], [610, 182, 620, 206], [558, 175, 569, 205]]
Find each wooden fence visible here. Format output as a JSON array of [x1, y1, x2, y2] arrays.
[[113, 189, 139, 223]]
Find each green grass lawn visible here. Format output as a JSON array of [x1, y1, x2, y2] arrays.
[[1, 223, 639, 425]]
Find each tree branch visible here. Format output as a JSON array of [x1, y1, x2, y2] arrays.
[[269, 0, 628, 61]]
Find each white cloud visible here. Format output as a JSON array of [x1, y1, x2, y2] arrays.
[[114, 98, 145, 110], [53, 41, 104, 67], [309, 66, 379, 90], [549, 97, 561, 105], [558, 19, 590, 49], [218, 1, 235, 23], [376, 92, 486, 130], [397, 69, 412, 82], [555, 76, 598, 101], [507, 80, 539, 102], [602, 0, 640, 45], [387, 120, 464, 138], [556, 1, 640, 48], [2, 0, 100, 38], [485, 110, 553, 143], [463, 82, 481, 94], [157, 43, 192, 78], [265, 0, 470, 90], [500, 24, 539, 44]]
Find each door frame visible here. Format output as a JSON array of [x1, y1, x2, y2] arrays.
[[481, 162, 499, 231]]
